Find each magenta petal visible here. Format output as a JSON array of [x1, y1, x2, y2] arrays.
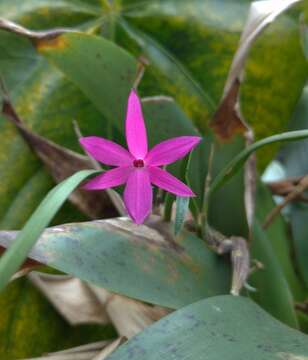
[[125, 89, 148, 159], [79, 136, 133, 166], [124, 169, 152, 224], [83, 166, 132, 190], [145, 136, 201, 166], [149, 166, 195, 197]]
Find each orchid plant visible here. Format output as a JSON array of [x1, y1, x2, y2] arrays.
[[79, 90, 201, 224], [1, 1, 308, 359]]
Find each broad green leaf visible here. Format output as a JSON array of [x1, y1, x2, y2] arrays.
[[36, 32, 137, 134], [250, 222, 298, 328], [0, 169, 98, 291], [107, 295, 308, 360], [118, 17, 215, 114], [0, 0, 101, 29], [207, 136, 247, 237], [0, 218, 230, 309], [0, 277, 115, 359], [0, 38, 111, 230]]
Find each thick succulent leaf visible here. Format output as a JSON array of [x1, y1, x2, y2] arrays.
[[107, 295, 308, 360], [0, 218, 230, 309]]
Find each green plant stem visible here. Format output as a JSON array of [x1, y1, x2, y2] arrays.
[[200, 142, 215, 239], [209, 130, 308, 198], [163, 193, 174, 222]]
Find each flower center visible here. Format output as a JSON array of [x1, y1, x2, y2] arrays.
[[133, 159, 144, 168]]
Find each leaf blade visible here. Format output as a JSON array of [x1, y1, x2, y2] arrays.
[[0, 169, 98, 291]]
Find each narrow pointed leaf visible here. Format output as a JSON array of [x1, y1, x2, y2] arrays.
[[174, 197, 190, 235], [0, 169, 99, 291]]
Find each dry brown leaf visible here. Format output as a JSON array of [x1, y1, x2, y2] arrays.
[[224, 0, 301, 96], [28, 271, 169, 337], [92, 337, 126, 360], [28, 273, 110, 325], [206, 226, 250, 296], [90, 285, 170, 338], [210, 79, 248, 141], [24, 338, 126, 360], [0, 17, 75, 42]]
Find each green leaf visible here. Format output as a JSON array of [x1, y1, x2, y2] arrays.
[[36, 32, 137, 134], [249, 221, 299, 328], [0, 169, 54, 229], [290, 204, 308, 289], [278, 85, 308, 289], [173, 152, 194, 234], [174, 197, 189, 235], [107, 295, 308, 360], [209, 129, 308, 196], [255, 182, 305, 302], [0, 169, 98, 292], [118, 17, 215, 113], [0, 39, 110, 230], [0, 218, 230, 309], [0, 0, 101, 29]]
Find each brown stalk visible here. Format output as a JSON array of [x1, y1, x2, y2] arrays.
[[206, 227, 250, 296], [263, 175, 308, 229], [0, 17, 75, 42]]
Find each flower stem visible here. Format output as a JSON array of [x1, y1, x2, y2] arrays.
[[200, 142, 215, 239], [163, 193, 174, 222]]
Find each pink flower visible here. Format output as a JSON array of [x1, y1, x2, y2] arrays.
[[80, 90, 201, 224]]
